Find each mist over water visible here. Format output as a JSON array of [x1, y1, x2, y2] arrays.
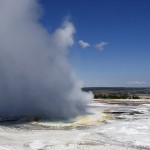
[[0, 0, 93, 118]]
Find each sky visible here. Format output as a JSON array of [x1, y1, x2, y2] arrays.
[[40, 0, 150, 87]]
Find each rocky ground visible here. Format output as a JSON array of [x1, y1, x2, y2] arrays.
[[0, 99, 150, 150]]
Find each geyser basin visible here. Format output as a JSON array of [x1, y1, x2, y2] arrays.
[[0, 103, 111, 129], [1, 100, 150, 150], [32, 104, 111, 129]]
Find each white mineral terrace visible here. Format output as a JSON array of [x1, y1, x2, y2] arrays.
[[0, 99, 150, 150]]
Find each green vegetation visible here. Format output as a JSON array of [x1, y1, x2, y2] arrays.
[[132, 95, 140, 99], [82, 87, 149, 99], [94, 93, 140, 99]]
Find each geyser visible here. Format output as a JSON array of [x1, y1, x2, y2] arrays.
[[0, 0, 93, 118]]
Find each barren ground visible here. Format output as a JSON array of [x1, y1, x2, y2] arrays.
[[0, 99, 150, 150]]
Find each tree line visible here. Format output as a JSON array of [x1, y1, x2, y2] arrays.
[[94, 93, 140, 99]]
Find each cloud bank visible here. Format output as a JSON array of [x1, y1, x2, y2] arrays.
[[78, 40, 90, 48], [0, 0, 93, 119], [128, 81, 150, 86]]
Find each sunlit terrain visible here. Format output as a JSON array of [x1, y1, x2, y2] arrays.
[[0, 99, 150, 150]]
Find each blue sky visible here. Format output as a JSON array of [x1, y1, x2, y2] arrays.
[[40, 0, 150, 87]]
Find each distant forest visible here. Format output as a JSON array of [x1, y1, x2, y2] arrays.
[[82, 87, 150, 99]]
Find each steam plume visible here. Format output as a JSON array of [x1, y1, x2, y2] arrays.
[[0, 0, 93, 118]]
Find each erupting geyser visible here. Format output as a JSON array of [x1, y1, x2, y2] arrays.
[[0, 0, 93, 118]]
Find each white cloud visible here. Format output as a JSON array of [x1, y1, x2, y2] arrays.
[[127, 81, 150, 85], [78, 40, 90, 48], [95, 41, 108, 51]]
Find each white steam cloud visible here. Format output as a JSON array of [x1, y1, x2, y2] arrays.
[[0, 0, 93, 119]]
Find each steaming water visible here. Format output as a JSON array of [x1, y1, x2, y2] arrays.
[[0, 0, 93, 118]]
